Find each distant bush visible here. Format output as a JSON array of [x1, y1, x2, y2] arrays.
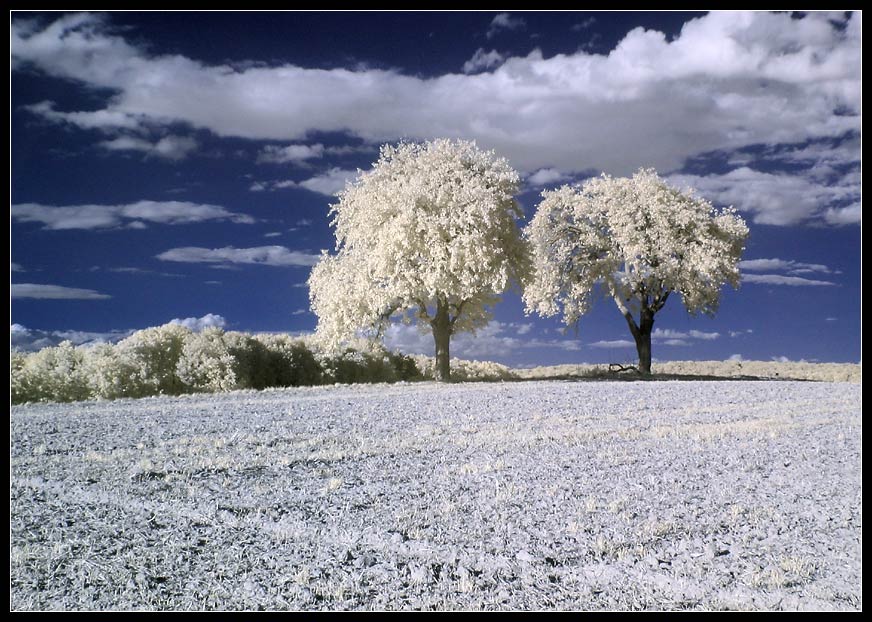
[[412, 355, 515, 382], [176, 327, 239, 393], [115, 323, 191, 396], [319, 347, 422, 385], [250, 333, 325, 388], [9, 323, 430, 404], [11, 341, 92, 403]]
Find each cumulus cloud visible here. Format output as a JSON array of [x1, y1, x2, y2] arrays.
[[12, 283, 111, 299], [652, 328, 721, 341], [99, 134, 198, 160], [11, 324, 134, 351], [11, 11, 860, 185], [23, 100, 142, 131], [669, 167, 860, 226], [739, 258, 838, 275], [290, 168, 359, 196], [487, 13, 526, 39], [742, 274, 837, 286], [258, 143, 325, 164], [156, 245, 321, 267], [462, 48, 505, 74], [527, 168, 570, 187], [169, 313, 227, 331], [739, 257, 840, 286], [12, 200, 254, 230], [11, 313, 227, 351], [823, 202, 861, 225], [252, 168, 360, 196]]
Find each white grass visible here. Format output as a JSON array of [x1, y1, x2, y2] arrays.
[[10, 380, 862, 611]]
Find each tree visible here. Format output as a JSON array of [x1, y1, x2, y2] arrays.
[[308, 138, 529, 381], [523, 168, 748, 375]]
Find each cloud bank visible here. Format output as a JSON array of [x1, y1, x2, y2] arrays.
[[12, 200, 255, 230], [157, 246, 321, 267], [12, 11, 860, 185]]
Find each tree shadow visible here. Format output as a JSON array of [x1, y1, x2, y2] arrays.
[[507, 370, 816, 383]]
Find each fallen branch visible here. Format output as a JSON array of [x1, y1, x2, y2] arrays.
[[609, 363, 641, 375]]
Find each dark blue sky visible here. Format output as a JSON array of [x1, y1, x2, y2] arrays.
[[11, 11, 861, 365]]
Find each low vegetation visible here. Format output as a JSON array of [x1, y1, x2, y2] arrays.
[[10, 322, 860, 405]]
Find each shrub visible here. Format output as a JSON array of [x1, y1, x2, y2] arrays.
[[115, 323, 191, 396], [11, 341, 91, 403], [253, 334, 325, 388], [176, 327, 238, 392]]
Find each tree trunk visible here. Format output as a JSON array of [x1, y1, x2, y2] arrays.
[[431, 298, 451, 382], [633, 309, 654, 376], [633, 329, 652, 376]]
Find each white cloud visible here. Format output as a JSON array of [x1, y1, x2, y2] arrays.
[[825, 317, 837, 322], [11, 12, 860, 185], [669, 167, 860, 226], [462, 48, 505, 74], [264, 231, 282, 238], [661, 339, 691, 346], [169, 313, 227, 331], [742, 274, 837, 287], [727, 353, 744, 362], [23, 100, 142, 131], [99, 134, 198, 160], [291, 309, 310, 316], [823, 202, 861, 225], [12, 283, 111, 299], [250, 168, 359, 196], [291, 168, 359, 196], [527, 168, 570, 187], [11, 314, 225, 351], [258, 143, 325, 164], [487, 13, 526, 39], [12, 200, 254, 230], [739, 258, 838, 275], [771, 355, 810, 363], [156, 245, 321, 267], [652, 328, 720, 341], [11, 262, 25, 272], [11, 324, 134, 351]]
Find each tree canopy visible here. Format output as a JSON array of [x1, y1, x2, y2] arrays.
[[308, 138, 530, 380], [523, 168, 749, 374]]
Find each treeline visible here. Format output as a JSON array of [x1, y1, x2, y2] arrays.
[[10, 323, 513, 404]]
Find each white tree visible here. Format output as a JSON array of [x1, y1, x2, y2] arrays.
[[523, 168, 749, 375], [308, 138, 529, 381]]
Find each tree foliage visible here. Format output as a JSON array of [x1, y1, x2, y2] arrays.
[[9, 324, 429, 404], [523, 168, 749, 374], [308, 138, 530, 380]]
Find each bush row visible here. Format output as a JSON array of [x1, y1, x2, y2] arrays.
[[10, 324, 429, 404], [10, 323, 516, 404]]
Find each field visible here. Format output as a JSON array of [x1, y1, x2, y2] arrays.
[[10, 379, 862, 611]]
